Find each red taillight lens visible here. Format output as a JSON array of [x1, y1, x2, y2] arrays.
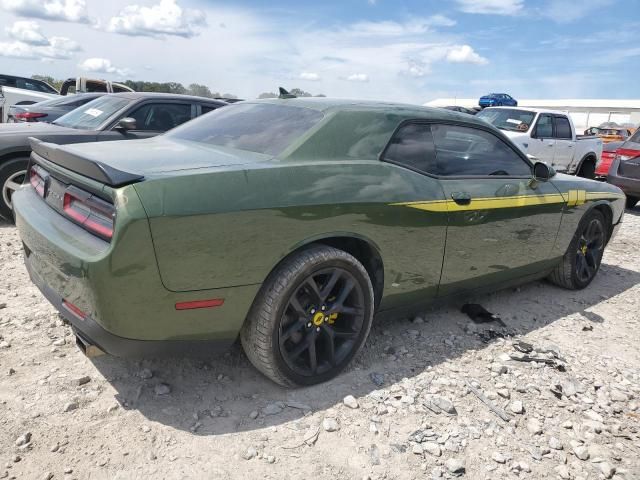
[[615, 148, 640, 162], [29, 167, 45, 197], [15, 112, 47, 121], [62, 300, 87, 320], [63, 188, 115, 240]]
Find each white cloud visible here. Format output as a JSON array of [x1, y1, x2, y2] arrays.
[[78, 57, 130, 76], [299, 72, 320, 81], [0, 21, 80, 60], [455, 0, 524, 15], [0, 0, 90, 23], [107, 0, 206, 38], [542, 0, 613, 23], [346, 16, 456, 37], [445, 45, 488, 64], [345, 73, 369, 82], [6, 21, 49, 46]]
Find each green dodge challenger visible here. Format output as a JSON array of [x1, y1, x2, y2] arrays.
[[13, 98, 625, 386]]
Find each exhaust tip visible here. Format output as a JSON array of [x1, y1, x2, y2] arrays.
[[75, 334, 105, 358]]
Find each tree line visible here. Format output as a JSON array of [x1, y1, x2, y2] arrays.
[[31, 75, 324, 100]]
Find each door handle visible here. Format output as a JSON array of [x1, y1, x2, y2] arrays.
[[451, 191, 472, 205]]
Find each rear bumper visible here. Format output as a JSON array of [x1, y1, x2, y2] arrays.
[[14, 185, 260, 353], [608, 172, 640, 197], [26, 258, 234, 357]]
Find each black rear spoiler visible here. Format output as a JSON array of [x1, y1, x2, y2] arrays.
[[29, 138, 144, 187]]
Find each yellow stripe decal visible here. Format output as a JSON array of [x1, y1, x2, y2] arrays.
[[393, 190, 623, 212]]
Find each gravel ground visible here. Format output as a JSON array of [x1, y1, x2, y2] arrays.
[[1, 210, 639, 480]]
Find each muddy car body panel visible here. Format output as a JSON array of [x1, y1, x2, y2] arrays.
[[13, 98, 625, 358]]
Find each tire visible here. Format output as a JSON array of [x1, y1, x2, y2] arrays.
[[577, 159, 596, 180], [240, 245, 375, 387], [548, 209, 607, 290], [626, 196, 638, 209], [0, 158, 29, 221]]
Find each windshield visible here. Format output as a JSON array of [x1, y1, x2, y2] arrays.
[[167, 103, 324, 155], [477, 108, 535, 132], [53, 96, 130, 130]]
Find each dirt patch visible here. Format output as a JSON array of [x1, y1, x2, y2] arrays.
[[1, 211, 639, 479]]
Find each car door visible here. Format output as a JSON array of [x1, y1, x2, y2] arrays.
[[529, 113, 556, 165], [378, 122, 448, 310], [429, 123, 565, 296], [99, 101, 194, 140], [552, 115, 575, 171]]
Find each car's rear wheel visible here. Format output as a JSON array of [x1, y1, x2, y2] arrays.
[[548, 209, 606, 290], [626, 196, 638, 209], [241, 245, 374, 387], [0, 158, 29, 221]]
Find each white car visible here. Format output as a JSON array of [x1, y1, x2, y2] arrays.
[[0, 86, 58, 123], [476, 107, 603, 178]]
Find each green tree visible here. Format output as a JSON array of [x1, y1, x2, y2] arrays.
[[187, 83, 213, 98], [258, 92, 277, 99]]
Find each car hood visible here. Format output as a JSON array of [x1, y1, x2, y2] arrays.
[[58, 136, 272, 176]]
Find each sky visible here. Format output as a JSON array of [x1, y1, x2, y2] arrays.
[[0, 0, 639, 103]]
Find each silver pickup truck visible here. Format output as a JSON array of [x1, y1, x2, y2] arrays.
[[477, 107, 603, 178]]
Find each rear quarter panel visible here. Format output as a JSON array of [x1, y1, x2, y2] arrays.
[[134, 160, 449, 311], [550, 174, 625, 255]]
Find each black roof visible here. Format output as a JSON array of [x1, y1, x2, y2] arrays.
[[108, 91, 228, 104]]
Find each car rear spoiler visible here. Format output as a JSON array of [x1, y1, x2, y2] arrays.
[[28, 138, 144, 187]]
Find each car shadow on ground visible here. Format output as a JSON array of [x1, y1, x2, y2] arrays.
[[88, 260, 640, 437]]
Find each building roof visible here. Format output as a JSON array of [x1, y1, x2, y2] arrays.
[[425, 98, 640, 110]]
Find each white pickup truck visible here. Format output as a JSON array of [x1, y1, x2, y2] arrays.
[[0, 76, 133, 123], [476, 107, 603, 178]]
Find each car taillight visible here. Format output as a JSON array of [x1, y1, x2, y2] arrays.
[[62, 187, 115, 240], [29, 166, 46, 197], [15, 112, 47, 121], [615, 148, 640, 162]]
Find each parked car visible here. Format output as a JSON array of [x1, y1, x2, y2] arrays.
[[13, 98, 624, 386], [0, 75, 135, 123], [0, 92, 226, 219], [441, 105, 477, 115], [479, 93, 517, 108], [606, 129, 640, 209], [0, 85, 58, 123], [595, 141, 624, 178], [584, 126, 632, 143], [477, 107, 602, 178], [8, 93, 105, 123], [0, 74, 58, 94]]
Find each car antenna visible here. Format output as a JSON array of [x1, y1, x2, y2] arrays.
[[279, 87, 296, 99]]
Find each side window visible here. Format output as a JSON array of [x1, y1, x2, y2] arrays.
[[535, 114, 553, 138], [112, 85, 129, 93], [431, 124, 531, 176], [554, 116, 572, 139], [0, 76, 16, 87], [126, 103, 192, 131], [86, 81, 108, 93], [382, 123, 436, 174], [201, 105, 219, 115]]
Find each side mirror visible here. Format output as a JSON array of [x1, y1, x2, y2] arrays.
[[533, 161, 554, 181], [115, 117, 136, 131]]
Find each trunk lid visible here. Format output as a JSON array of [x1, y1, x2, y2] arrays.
[[30, 136, 271, 187]]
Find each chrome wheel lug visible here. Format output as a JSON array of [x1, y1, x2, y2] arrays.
[[316, 327, 320, 332], [310, 308, 316, 314], [321, 305, 326, 311], [307, 322, 312, 328]]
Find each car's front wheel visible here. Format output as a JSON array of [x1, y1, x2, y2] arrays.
[[548, 209, 607, 290], [241, 245, 374, 387], [0, 158, 29, 221]]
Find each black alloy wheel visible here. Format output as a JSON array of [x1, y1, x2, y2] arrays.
[[575, 217, 605, 284], [278, 267, 365, 377]]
